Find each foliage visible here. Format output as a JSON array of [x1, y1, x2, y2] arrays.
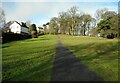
[[80, 14, 92, 36], [2, 32, 31, 43], [97, 10, 118, 38], [49, 17, 59, 34], [43, 23, 49, 34], [48, 6, 97, 36], [29, 24, 38, 38], [29, 24, 37, 31], [47, 7, 118, 38]]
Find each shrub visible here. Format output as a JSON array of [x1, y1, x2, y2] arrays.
[[2, 32, 31, 43]]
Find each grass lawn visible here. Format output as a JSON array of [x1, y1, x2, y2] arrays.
[[60, 35, 118, 81], [2, 35, 57, 81], [2, 34, 119, 81]]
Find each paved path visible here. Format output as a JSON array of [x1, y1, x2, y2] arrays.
[[51, 36, 104, 81]]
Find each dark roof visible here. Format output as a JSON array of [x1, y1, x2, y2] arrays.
[[38, 27, 43, 29], [15, 21, 21, 26], [21, 22, 28, 28], [2, 21, 29, 32], [13, 21, 28, 28]]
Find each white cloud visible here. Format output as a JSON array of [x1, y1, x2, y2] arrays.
[[5, 3, 53, 22], [4, 2, 77, 25], [3, 1, 118, 26]]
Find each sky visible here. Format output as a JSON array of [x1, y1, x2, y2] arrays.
[[1, 0, 119, 27]]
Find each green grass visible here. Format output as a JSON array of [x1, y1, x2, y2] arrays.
[[2, 35, 57, 81], [2, 34, 119, 81], [60, 35, 118, 81]]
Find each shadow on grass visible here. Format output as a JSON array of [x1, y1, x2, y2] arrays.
[[68, 42, 118, 61], [3, 48, 54, 70], [64, 42, 118, 81], [27, 38, 49, 42], [3, 35, 50, 44], [2, 45, 9, 48], [51, 41, 104, 81]]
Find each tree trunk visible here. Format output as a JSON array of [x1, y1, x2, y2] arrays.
[[83, 25, 86, 36], [83, 30, 86, 36], [87, 27, 89, 36]]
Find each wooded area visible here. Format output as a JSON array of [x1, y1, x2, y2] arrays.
[[44, 6, 119, 38]]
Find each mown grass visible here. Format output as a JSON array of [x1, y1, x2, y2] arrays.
[[60, 35, 118, 81], [2, 35, 57, 81]]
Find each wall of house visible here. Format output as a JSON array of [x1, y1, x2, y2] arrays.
[[10, 22, 21, 34], [21, 27, 29, 34], [36, 27, 39, 32], [9, 22, 30, 34]]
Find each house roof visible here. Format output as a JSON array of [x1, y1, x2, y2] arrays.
[[2, 21, 14, 32], [14, 21, 21, 26], [21, 22, 28, 28], [12, 21, 29, 29], [4, 21, 28, 28], [2, 21, 29, 32]]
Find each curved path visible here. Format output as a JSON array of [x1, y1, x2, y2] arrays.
[[51, 36, 104, 81]]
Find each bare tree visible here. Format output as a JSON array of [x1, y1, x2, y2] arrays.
[[26, 20, 31, 27], [58, 11, 68, 34], [0, 8, 5, 28], [68, 6, 79, 35], [80, 14, 92, 36], [95, 8, 108, 22], [49, 17, 59, 34]]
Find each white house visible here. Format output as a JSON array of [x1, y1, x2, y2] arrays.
[[9, 21, 30, 34]]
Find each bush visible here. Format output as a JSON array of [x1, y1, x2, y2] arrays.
[[2, 32, 31, 43], [31, 31, 38, 38], [106, 34, 114, 39]]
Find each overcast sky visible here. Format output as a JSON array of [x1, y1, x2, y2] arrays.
[[1, 0, 118, 27]]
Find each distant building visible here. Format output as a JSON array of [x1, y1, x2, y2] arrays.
[[37, 27, 44, 32], [2, 21, 30, 35]]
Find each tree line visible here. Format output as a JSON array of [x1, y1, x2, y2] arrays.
[[0, 6, 119, 39], [43, 6, 119, 38]]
